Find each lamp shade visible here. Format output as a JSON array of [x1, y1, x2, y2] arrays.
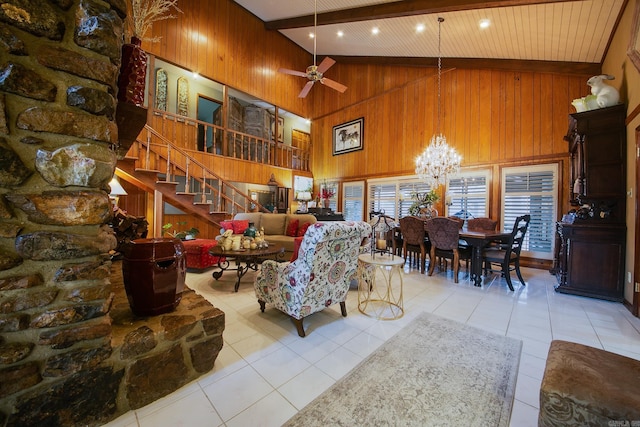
[[297, 191, 312, 201], [109, 177, 128, 196]]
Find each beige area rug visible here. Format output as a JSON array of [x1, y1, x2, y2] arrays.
[[284, 312, 522, 427]]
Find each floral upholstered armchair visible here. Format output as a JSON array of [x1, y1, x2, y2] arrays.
[[254, 221, 371, 337]]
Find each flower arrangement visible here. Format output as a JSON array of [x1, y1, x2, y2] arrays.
[[319, 187, 335, 200], [408, 189, 440, 216], [128, 0, 182, 42]]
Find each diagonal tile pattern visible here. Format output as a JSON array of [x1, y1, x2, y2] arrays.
[[105, 263, 640, 427]]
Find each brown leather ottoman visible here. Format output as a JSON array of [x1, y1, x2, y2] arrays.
[[539, 340, 640, 427]]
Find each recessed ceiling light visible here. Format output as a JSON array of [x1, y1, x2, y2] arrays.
[[371, 27, 379, 35], [337, 30, 344, 37], [416, 24, 425, 33], [479, 19, 491, 29], [309, 32, 315, 39]]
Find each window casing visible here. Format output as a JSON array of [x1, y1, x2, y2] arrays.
[[501, 164, 558, 259], [368, 177, 433, 219], [445, 170, 490, 223], [342, 181, 365, 221]]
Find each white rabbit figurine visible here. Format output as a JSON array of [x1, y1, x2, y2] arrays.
[[586, 74, 620, 108]]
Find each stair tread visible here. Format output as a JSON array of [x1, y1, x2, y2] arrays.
[[156, 181, 179, 185], [176, 192, 197, 195], [135, 168, 161, 173]]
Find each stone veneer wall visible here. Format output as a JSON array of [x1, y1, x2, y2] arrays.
[[0, 1, 224, 426]]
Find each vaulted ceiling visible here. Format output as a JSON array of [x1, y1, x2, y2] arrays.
[[233, 0, 628, 74]]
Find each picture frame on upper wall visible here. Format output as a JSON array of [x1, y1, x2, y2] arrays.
[[333, 117, 364, 156], [628, 0, 640, 72]]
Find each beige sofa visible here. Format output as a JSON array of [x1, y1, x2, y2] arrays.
[[233, 212, 317, 258]]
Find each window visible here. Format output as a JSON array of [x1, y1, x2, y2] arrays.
[[446, 170, 490, 222], [342, 181, 365, 221], [368, 177, 433, 219], [501, 164, 558, 259]]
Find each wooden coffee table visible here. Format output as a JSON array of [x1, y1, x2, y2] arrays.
[[209, 244, 285, 292]]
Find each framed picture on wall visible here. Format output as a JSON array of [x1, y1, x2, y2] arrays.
[[333, 117, 364, 155]]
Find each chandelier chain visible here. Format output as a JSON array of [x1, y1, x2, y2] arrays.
[[437, 17, 443, 135], [414, 17, 461, 189]]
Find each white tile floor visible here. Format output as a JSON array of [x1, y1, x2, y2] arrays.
[[105, 262, 640, 427]]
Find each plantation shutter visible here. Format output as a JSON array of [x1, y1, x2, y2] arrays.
[[502, 165, 557, 259], [343, 181, 364, 221], [446, 172, 489, 221], [368, 182, 397, 218]]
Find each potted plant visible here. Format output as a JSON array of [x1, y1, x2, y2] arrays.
[[408, 190, 440, 218], [162, 221, 199, 240]]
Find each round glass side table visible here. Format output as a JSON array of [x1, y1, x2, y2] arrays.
[[357, 253, 404, 320]]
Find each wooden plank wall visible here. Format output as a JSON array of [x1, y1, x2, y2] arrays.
[[141, 0, 594, 218], [310, 68, 592, 217], [144, 0, 313, 120]]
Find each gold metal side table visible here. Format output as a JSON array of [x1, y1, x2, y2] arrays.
[[357, 253, 404, 320]]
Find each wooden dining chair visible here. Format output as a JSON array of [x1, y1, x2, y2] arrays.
[[482, 214, 531, 290], [467, 217, 498, 232], [424, 217, 471, 283], [399, 216, 428, 273]]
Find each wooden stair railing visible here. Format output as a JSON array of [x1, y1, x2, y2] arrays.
[[148, 110, 310, 171], [125, 125, 270, 219]]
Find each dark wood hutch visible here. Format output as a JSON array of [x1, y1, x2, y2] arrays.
[[553, 104, 627, 302]]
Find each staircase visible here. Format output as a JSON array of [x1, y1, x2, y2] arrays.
[[118, 125, 269, 226]]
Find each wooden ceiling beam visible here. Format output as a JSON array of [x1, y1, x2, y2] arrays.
[[265, 0, 574, 30], [329, 56, 601, 75]]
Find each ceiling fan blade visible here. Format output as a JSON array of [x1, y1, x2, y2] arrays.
[[278, 67, 307, 78], [316, 57, 336, 74], [298, 81, 314, 98], [321, 78, 347, 93]]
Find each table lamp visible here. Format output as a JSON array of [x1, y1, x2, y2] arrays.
[[297, 191, 312, 213]]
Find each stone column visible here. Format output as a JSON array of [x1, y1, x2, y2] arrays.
[[0, 0, 123, 425]]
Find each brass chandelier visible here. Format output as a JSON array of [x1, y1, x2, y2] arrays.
[[415, 17, 461, 188]]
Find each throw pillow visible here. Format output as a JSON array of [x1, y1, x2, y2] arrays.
[[220, 220, 233, 233], [231, 219, 249, 235], [297, 222, 311, 237], [286, 219, 299, 237], [290, 236, 304, 262]]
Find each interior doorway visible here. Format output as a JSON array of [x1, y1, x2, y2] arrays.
[[197, 95, 222, 154]]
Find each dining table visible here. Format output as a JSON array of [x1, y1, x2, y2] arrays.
[[392, 221, 511, 286], [458, 229, 511, 287]]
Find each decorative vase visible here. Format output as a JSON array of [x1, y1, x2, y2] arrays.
[[323, 199, 330, 208], [117, 36, 147, 107], [121, 238, 185, 316]]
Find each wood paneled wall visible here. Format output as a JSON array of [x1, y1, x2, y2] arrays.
[[144, 0, 312, 119], [142, 0, 594, 217], [310, 67, 592, 217]]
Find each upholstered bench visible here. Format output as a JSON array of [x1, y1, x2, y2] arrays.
[[539, 340, 640, 427], [181, 239, 224, 270]]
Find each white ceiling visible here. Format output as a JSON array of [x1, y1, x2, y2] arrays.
[[232, 0, 626, 71]]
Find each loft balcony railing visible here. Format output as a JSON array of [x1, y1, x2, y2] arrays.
[[148, 109, 310, 171]]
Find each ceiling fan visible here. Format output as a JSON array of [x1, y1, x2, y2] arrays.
[[277, 0, 347, 98]]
